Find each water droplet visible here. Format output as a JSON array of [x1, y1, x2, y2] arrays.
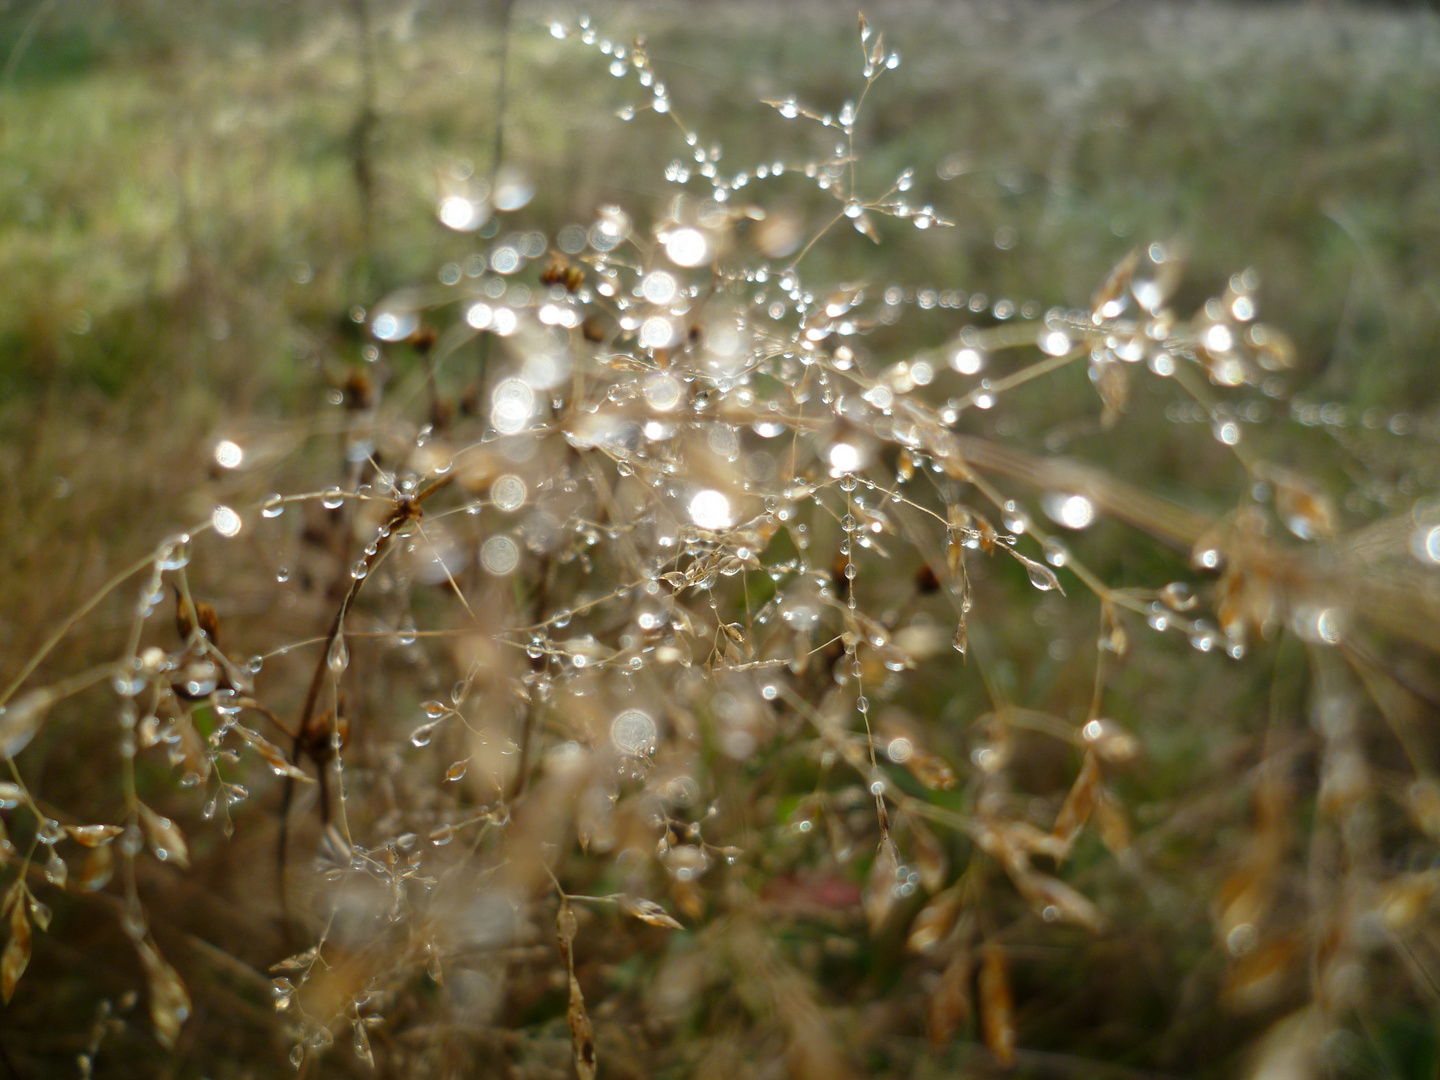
[[491, 377, 535, 434], [430, 824, 457, 846], [1041, 493, 1095, 530], [481, 535, 520, 575], [411, 720, 441, 748], [155, 535, 191, 571], [662, 227, 710, 267], [1410, 524, 1440, 565], [1293, 605, 1343, 645], [213, 439, 244, 469], [326, 636, 349, 676], [1001, 501, 1029, 534], [640, 270, 678, 305], [1159, 582, 1196, 611], [1193, 547, 1222, 571], [644, 372, 684, 412], [321, 488, 345, 510], [1039, 330, 1071, 356], [688, 489, 734, 530], [491, 474, 527, 512], [1026, 564, 1057, 591], [611, 709, 657, 756]]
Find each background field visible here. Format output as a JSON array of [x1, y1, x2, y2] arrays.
[[1, 1, 1439, 1077]]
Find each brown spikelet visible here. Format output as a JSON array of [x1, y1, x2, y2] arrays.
[[173, 586, 220, 646], [979, 942, 1016, 1068], [619, 895, 684, 930], [927, 947, 973, 1053], [2, 893, 31, 1004], [1052, 750, 1102, 856], [907, 886, 964, 956]]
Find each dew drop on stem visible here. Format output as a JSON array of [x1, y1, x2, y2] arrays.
[[327, 636, 349, 676]]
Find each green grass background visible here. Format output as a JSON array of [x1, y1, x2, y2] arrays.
[[1, 1, 1439, 1076]]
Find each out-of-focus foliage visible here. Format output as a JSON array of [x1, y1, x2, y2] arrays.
[[2, 3, 1440, 1078]]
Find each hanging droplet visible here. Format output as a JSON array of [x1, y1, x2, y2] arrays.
[[429, 824, 457, 845], [327, 636, 350, 676], [1026, 563, 1059, 591]]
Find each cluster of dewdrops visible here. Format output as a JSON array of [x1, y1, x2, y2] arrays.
[[169, 22, 1440, 978], [187, 91, 1438, 861], [191, 27, 1434, 814]]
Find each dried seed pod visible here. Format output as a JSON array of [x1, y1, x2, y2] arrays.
[[979, 942, 1016, 1068], [2, 895, 31, 1004], [1091, 247, 1138, 321], [75, 844, 115, 892], [541, 254, 585, 293], [138, 804, 190, 869], [1222, 934, 1304, 1013], [906, 886, 964, 956], [0, 688, 56, 760], [619, 895, 683, 930], [1099, 600, 1128, 656], [1270, 471, 1336, 541], [136, 939, 191, 1050], [1080, 718, 1140, 764], [66, 824, 124, 848], [863, 838, 901, 935], [1089, 354, 1129, 428], [1052, 750, 1102, 856], [909, 815, 948, 894], [1012, 867, 1108, 933], [234, 725, 313, 782], [173, 585, 220, 646], [927, 947, 973, 1053], [914, 563, 941, 595], [1094, 788, 1132, 856]]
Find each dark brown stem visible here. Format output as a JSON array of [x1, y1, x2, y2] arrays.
[[277, 485, 449, 926]]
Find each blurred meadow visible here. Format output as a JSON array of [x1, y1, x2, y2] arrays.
[[1, 0, 1440, 1077]]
